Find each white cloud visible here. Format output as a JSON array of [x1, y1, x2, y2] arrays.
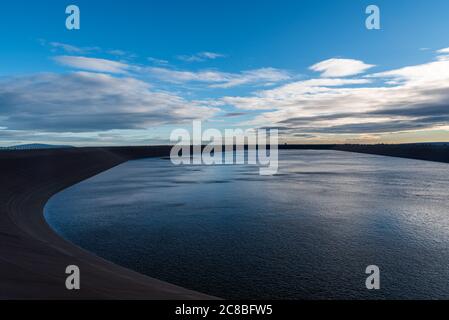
[[49, 42, 85, 53], [11, 44, 449, 141], [177, 51, 226, 62], [44, 41, 135, 59], [371, 59, 449, 84], [436, 47, 449, 61], [222, 56, 449, 135], [200, 52, 225, 59], [54, 56, 131, 74], [147, 67, 228, 83], [45, 41, 100, 54], [147, 67, 291, 88], [0, 72, 219, 132], [222, 78, 371, 110], [211, 68, 291, 88], [107, 49, 127, 56], [148, 57, 169, 65], [53, 54, 289, 88], [309, 58, 375, 77]]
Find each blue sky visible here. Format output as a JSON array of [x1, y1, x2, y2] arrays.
[[1, 0, 449, 146]]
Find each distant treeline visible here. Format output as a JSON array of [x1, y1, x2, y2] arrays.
[[333, 143, 449, 164], [2, 142, 449, 165], [0, 144, 74, 151]]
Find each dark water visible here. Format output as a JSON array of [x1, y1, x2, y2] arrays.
[[44, 150, 449, 299]]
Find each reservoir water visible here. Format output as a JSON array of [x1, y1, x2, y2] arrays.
[[44, 150, 449, 299]]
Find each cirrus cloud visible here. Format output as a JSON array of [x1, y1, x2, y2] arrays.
[[177, 51, 226, 62], [54, 56, 132, 74], [147, 66, 291, 88]]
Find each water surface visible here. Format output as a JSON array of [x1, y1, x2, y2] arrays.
[[45, 150, 449, 299]]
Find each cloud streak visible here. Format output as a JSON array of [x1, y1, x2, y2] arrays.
[[54, 56, 132, 74], [310, 58, 375, 77], [223, 53, 449, 136], [177, 51, 226, 62], [0, 72, 218, 132], [53, 54, 291, 88], [146, 66, 291, 88]]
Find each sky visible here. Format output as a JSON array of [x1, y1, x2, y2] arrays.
[[1, 0, 449, 146]]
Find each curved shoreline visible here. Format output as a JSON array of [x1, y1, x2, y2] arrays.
[[2, 144, 448, 299], [0, 147, 216, 299]]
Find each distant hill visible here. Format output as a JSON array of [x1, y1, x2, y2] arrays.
[[0, 144, 75, 151]]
